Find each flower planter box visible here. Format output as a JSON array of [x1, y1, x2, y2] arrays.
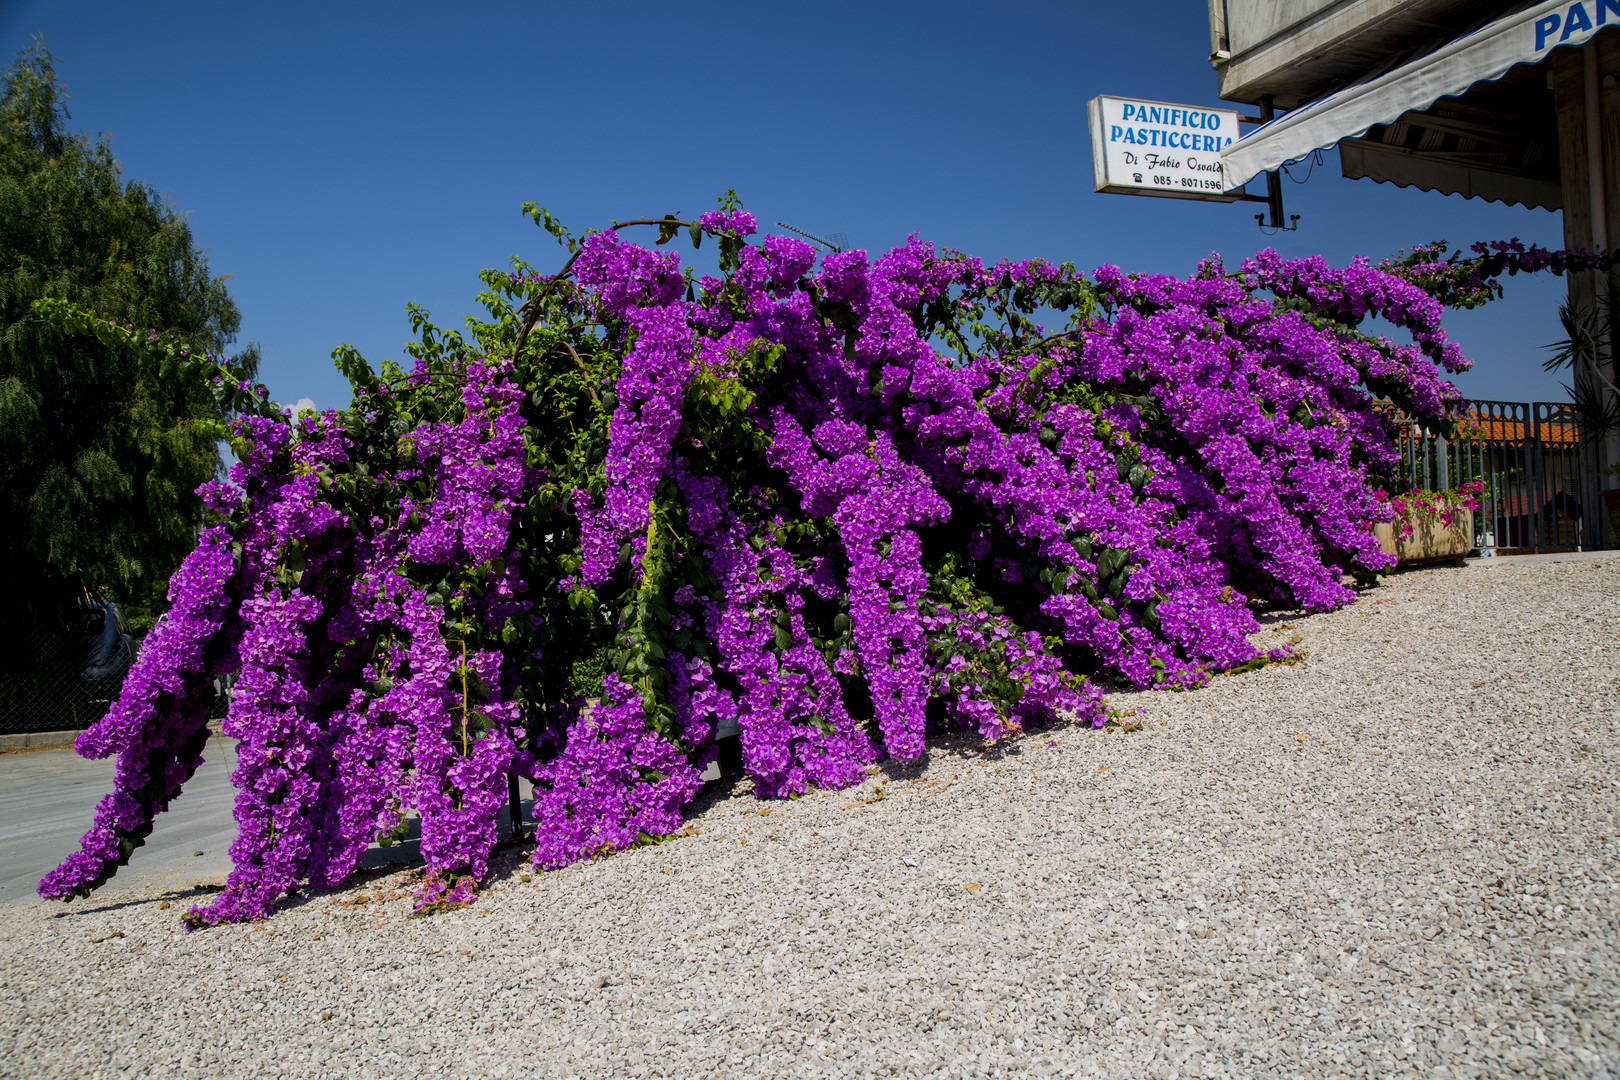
[[1374, 505, 1474, 564]]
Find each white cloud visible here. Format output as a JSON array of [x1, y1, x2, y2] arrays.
[[291, 397, 317, 416]]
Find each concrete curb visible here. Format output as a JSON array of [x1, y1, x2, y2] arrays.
[[0, 730, 82, 751], [1462, 549, 1620, 569]]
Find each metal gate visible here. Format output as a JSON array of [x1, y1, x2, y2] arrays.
[[1393, 399, 1609, 554]]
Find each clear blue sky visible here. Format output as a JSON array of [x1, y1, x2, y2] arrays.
[[1, 0, 1577, 411]]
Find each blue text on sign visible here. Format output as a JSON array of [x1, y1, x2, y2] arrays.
[[1536, 0, 1620, 51], [1110, 103, 1232, 152]]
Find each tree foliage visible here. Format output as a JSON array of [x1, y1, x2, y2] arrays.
[[0, 43, 258, 644]]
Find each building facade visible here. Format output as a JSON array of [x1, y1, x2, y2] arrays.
[[1209, 0, 1620, 492]]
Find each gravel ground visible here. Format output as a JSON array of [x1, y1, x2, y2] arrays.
[[1, 556, 1617, 1080]]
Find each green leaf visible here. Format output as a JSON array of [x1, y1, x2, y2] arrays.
[[1140, 602, 1161, 632]]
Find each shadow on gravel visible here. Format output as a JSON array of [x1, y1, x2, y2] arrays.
[[49, 881, 226, 918]]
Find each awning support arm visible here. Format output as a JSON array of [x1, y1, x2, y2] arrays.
[[1237, 98, 1296, 230]]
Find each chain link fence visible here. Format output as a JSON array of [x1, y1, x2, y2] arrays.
[[0, 641, 234, 737], [0, 636, 128, 736]]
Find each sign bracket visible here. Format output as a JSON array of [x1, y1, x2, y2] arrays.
[[1235, 97, 1297, 231]]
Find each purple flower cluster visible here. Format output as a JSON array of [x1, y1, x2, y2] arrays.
[[37, 526, 238, 901], [573, 231, 696, 585], [529, 671, 705, 868], [697, 210, 758, 237], [670, 457, 877, 799]]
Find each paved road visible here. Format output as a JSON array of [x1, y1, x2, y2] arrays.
[[0, 739, 241, 903], [0, 738, 534, 904]]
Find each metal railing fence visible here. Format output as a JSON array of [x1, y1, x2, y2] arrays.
[[1391, 398, 1609, 553]]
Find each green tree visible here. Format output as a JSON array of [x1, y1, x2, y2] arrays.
[[0, 42, 259, 652]]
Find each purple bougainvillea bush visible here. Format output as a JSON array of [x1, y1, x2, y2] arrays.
[[33, 195, 1488, 922]]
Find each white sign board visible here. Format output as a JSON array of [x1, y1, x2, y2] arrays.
[[1088, 96, 1243, 202]]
